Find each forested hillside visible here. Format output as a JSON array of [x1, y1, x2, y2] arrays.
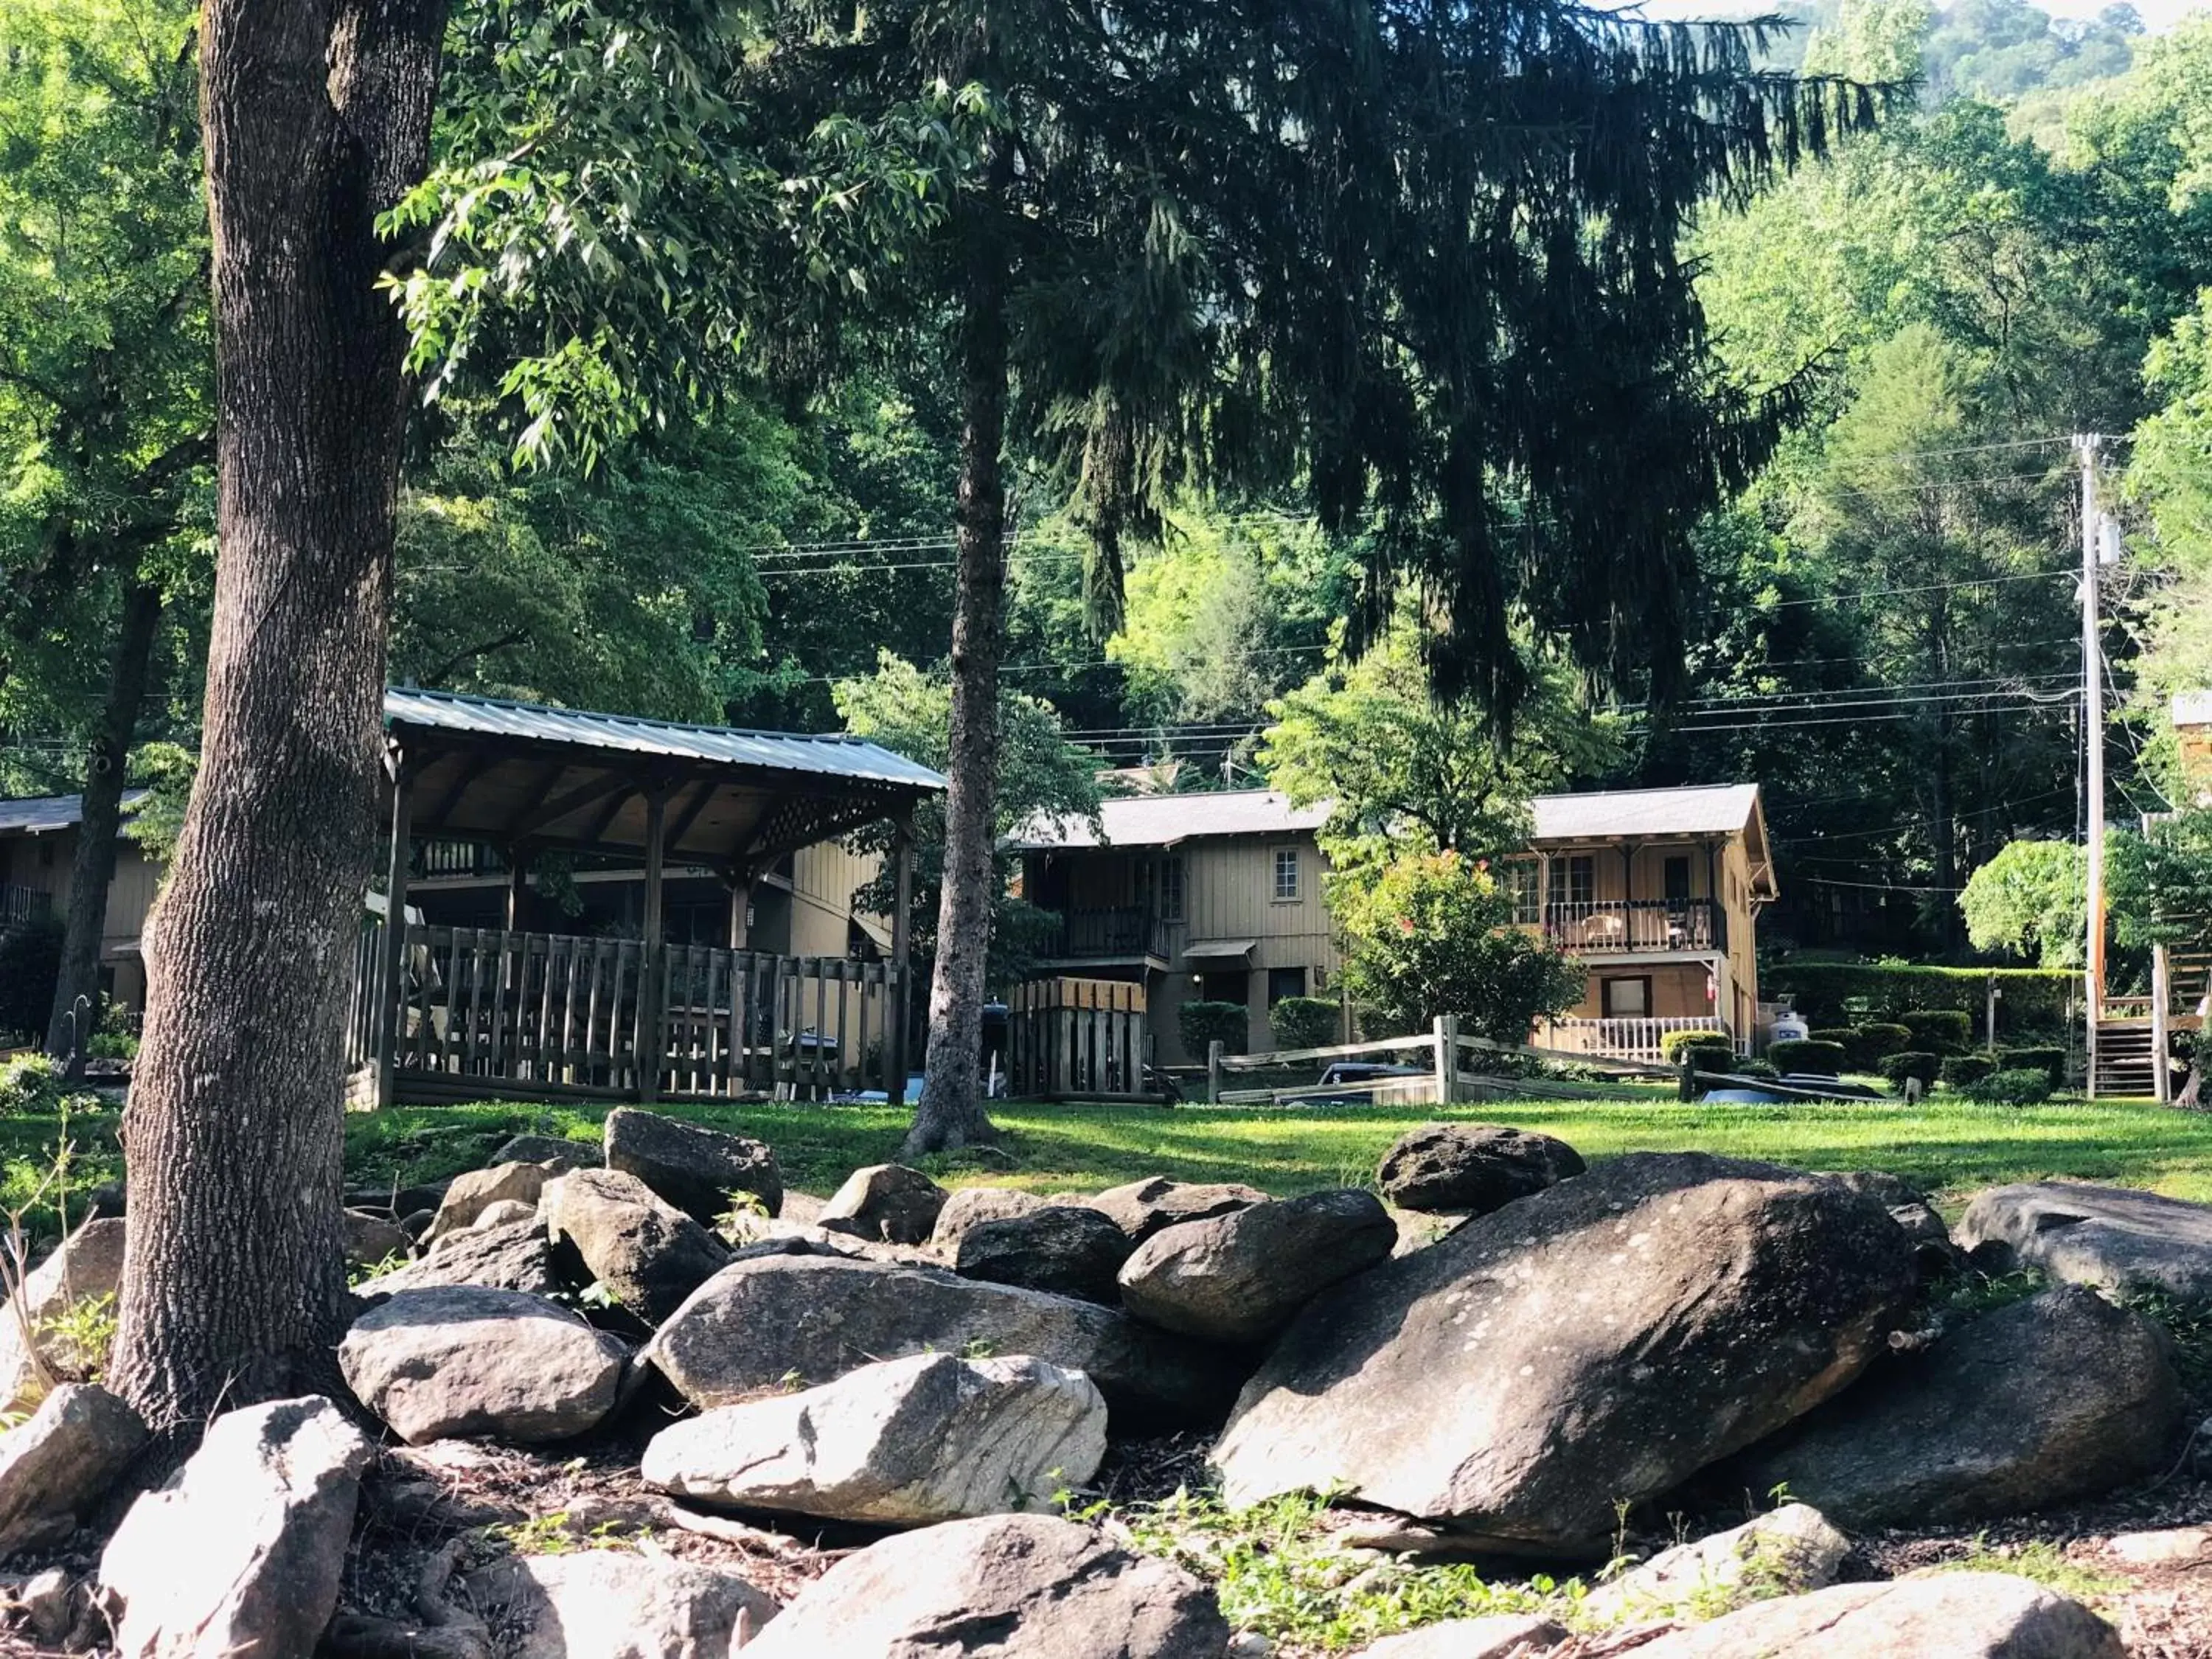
[[5, 0, 2212, 968]]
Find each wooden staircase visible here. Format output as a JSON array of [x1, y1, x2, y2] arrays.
[[2093, 942, 2212, 1099], [2093, 1019, 2159, 1097]]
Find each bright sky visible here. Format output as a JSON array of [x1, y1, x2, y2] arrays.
[[1635, 0, 2209, 27]]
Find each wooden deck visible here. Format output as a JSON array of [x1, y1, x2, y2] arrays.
[[349, 922, 909, 1104]]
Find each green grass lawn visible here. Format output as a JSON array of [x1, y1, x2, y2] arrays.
[[335, 1089, 2212, 1212]]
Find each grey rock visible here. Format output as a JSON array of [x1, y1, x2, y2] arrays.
[[375, 1220, 563, 1298], [818, 1164, 945, 1245], [742, 1513, 1227, 1659], [97, 1395, 372, 1659], [1583, 1505, 1849, 1626], [471, 1198, 536, 1231], [931, 1186, 1046, 1251], [464, 1548, 778, 1658], [340, 1286, 630, 1447], [1088, 1177, 1267, 1244], [1955, 1180, 2212, 1298], [956, 1206, 1133, 1303], [642, 1351, 1107, 1525], [543, 1167, 732, 1324], [604, 1107, 783, 1226], [1211, 1153, 1919, 1551], [1732, 1287, 2180, 1528], [1119, 1189, 1396, 1344], [342, 1208, 413, 1267], [0, 1218, 125, 1415], [648, 1254, 1248, 1427], [426, 1162, 560, 1244], [1626, 1571, 2124, 1658], [490, 1133, 596, 1170], [1350, 1616, 1566, 1658], [1376, 1124, 1585, 1215], [0, 1383, 146, 1557], [15, 1566, 74, 1646]]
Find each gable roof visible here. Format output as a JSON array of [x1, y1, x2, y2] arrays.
[[1528, 784, 1763, 842], [0, 791, 152, 836], [1010, 790, 1329, 851]]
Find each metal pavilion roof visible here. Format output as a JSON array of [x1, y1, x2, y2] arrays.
[[382, 687, 946, 793]]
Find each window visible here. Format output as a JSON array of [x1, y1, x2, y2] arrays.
[[1267, 967, 1308, 1005], [1158, 855, 1184, 923], [1273, 846, 1300, 902], [1502, 860, 1541, 923], [1663, 855, 1692, 903], [1548, 854, 1593, 908], [1601, 975, 1651, 1018]]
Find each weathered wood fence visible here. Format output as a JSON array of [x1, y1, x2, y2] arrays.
[[1005, 976, 1151, 1099]]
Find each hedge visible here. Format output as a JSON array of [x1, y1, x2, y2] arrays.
[[1900, 1009, 1973, 1054], [1939, 1054, 1996, 1088], [1998, 1046, 2067, 1088], [1881, 1051, 1943, 1088], [1770, 1038, 1846, 1077], [1269, 996, 1340, 1051], [1660, 1029, 1731, 1062], [1764, 961, 2073, 1030], [1679, 1041, 1737, 1075], [1808, 1026, 1864, 1067], [1178, 1000, 1249, 1056], [1857, 1023, 1913, 1061], [1965, 1067, 2054, 1106]]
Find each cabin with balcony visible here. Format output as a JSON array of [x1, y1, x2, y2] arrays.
[[0, 791, 158, 1021], [1009, 781, 1776, 1068]]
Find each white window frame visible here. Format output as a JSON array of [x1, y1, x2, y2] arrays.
[[1158, 855, 1184, 924], [1273, 846, 1301, 902]]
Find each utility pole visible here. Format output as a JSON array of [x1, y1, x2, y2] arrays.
[[2079, 434, 2107, 1098]]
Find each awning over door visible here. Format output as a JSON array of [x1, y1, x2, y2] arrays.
[[1182, 938, 1256, 962]]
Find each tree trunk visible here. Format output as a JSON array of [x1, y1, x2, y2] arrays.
[[46, 578, 161, 1073], [903, 177, 1012, 1159], [111, 0, 447, 1431]]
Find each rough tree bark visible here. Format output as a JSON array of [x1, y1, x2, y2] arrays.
[[46, 578, 161, 1073], [111, 0, 448, 1430], [902, 168, 1012, 1159]]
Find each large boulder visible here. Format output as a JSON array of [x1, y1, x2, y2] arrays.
[[1582, 1505, 1849, 1626], [340, 1286, 630, 1447], [742, 1513, 1227, 1659], [490, 1133, 596, 1169], [604, 1107, 783, 1225], [1376, 1124, 1585, 1215], [464, 1548, 779, 1658], [341, 1208, 412, 1268], [1625, 1572, 2123, 1658], [0, 1218, 125, 1413], [542, 1166, 732, 1324], [1351, 1617, 1566, 1659], [931, 1186, 1046, 1251], [642, 1352, 1106, 1525], [818, 1164, 947, 1245], [1731, 1286, 2180, 1528], [1088, 1177, 1266, 1244], [956, 1206, 1134, 1304], [425, 1161, 560, 1244], [372, 1219, 563, 1299], [647, 1254, 1247, 1426], [0, 1383, 147, 1557], [1119, 1189, 1396, 1344], [1211, 1153, 1919, 1551], [97, 1396, 372, 1659], [1955, 1181, 2212, 1298]]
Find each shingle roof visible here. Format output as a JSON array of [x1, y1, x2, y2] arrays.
[[1528, 783, 1762, 842], [383, 687, 945, 793], [1010, 789, 1329, 849], [0, 791, 151, 836]]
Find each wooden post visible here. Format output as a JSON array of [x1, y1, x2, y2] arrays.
[[373, 753, 414, 1110], [504, 844, 529, 933], [1434, 1013, 1460, 1105], [1207, 1039, 1224, 1105], [1985, 971, 1999, 1052], [637, 789, 666, 1103], [2154, 944, 2173, 1105], [725, 874, 748, 949], [888, 815, 914, 1105]]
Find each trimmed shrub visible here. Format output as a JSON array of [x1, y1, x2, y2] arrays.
[[0, 916, 63, 1046], [1966, 1067, 2054, 1106], [1900, 1009, 1973, 1054], [1857, 1022, 1913, 1061], [1881, 1051, 1943, 1088], [1178, 999, 1248, 1057], [1679, 1040, 1737, 1076], [1939, 1054, 1997, 1088], [1731, 1059, 1780, 1081], [1269, 996, 1340, 1051], [1998, 1046, 2068, 1089], [1808, 1026, 1865, 1067], [1660, 1029, 1731, 1062], [1769, 1038, 1846, 1077], [1762, 961, 2073, 1030]]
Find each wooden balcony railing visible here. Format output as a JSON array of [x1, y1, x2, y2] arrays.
[[0, 883, 49, 931], [1543, 899, 1725, 954], [1044, 905, 1169, 961]]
